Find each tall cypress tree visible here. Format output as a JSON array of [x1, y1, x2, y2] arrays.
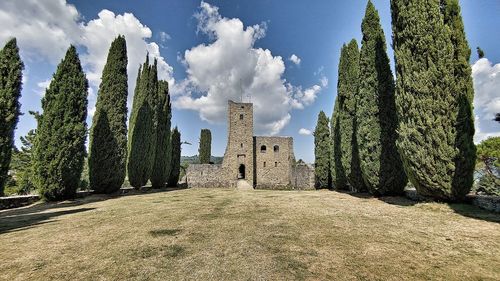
[[151, 80, 171, 188], [168, 127, 181, 187], [314, 111, 331, 188], [127, 55, 157, 188], [35, 46, 88, 200], [338, 40, 366, 192], [0, 38, 24, 196], [357, 1, 407, 195], [331, 95, 347, 189], [198, 129, 211, 164], [89, 36, 128, 194], [441, 0, 476, 199], [391, 0, 461, 200]]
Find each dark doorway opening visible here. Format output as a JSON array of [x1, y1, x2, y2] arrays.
[[238, 164, 246, 179]]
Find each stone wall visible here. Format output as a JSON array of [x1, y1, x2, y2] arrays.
[[222, 100, 255, 187], [254, 136, 294, 189], [186, 164, 230, 188], [291, 163, 316, 190]]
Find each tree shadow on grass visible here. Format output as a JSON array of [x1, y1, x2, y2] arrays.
[[0, 207, 95, 234], [448, 203, 500, 223], [0, 186, 186, 218]]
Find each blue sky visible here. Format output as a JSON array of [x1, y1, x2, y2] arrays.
[[1, 0, 499, 163]]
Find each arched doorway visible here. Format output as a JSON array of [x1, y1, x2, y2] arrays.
[[238, 164, 246, 179]]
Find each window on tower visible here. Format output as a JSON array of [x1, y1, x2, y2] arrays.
[[240, 114, 243, 120], [261, 145, 267, 152]]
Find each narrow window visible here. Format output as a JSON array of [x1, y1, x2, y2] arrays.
[[240, 114, 243, 120], [274, 145, 279, 152], [241, 106, 244, 109], [260, 145, 267, 152], [264, 162, 266, 167], [275, 162, 278, 167], [240, 143, 243, 148]]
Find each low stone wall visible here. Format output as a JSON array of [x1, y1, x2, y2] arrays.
[[467, 194, 500, 213], [291, 164, 315, 190], [186, 164, 229, 188], [0, 195, 40, 210]]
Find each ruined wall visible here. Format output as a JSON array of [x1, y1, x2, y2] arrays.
[[254, 136, 294, 189], [186, 164, 229, 188], [222, 101, 254, 187], [291, 163, 316, 190]]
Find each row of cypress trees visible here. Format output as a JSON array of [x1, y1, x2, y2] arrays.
[[0, 36, 181, 200], [316, 0, 475, 201]]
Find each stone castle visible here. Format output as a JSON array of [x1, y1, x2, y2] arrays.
[[186, 100, 314, 189]]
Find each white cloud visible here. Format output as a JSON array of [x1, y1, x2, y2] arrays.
[[173, 1, 323, 135], [35, 78, 52, 97], [159, 31, 171, 42], [289, 54, 301, 65], [472, 58, 500, 143], [320, 76, 329, 88], [298, 128, 312, 135], [0, 0, 174, 117]]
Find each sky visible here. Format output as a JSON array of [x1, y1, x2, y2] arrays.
[[0, 0, 499, 163]]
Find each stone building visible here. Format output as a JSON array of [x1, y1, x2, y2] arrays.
[[186, 100, 314, 190]]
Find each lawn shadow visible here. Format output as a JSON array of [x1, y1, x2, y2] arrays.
[[0, 186, 186, 218], [448, 203, 500, 223], [377, 196, 418, 207], [0, 207, 95, 234]]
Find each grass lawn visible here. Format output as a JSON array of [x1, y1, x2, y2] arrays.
[[1, 188, 499, 280]]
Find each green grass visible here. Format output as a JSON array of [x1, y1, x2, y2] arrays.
[[0, 188, 499, 280]]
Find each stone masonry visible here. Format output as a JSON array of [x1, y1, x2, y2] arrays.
[[186, 100, 315, 189]]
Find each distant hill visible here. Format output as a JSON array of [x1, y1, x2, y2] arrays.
[[181, 155, 223, 165]]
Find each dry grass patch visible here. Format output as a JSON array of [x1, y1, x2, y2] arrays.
[[0, 188, 499, 280]]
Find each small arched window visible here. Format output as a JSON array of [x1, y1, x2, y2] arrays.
[[274, 145, 279, 152], [260, 145, 267, 152], [239, 114, 244, 120]]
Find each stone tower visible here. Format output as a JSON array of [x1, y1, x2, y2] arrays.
[[222, 100, 254, 187]]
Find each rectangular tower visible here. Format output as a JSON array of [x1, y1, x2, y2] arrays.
[[222, 100, 254, 187]]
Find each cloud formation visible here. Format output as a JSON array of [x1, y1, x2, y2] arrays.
[[0, 0, 173, 116], [298, 128, 312, 136], [173, 1, 324, 135], [289, 54, 301, 65], [472, 58, 500, 143]]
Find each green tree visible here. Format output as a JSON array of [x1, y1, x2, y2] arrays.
[[476, 137, 500, 167], [198, 129, 212, 164], [314, 111, 331, 188], [357, 1, 407, 195], [127, 55, 158, 188], [35, 46, 88, 201], [168, 127, 181, 187], [0, 38, 24, 196], [337, 40, 366, 192], [331, 96, 347, 189], [89, 36, 128, 194], [476, 47, 485, 59], [391, 0, 468, 200], [9, 130, 36, 195], [151, 80, 172, 188], [441, 0, 476, 199]]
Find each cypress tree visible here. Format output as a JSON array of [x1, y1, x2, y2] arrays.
[[35, 46, 88, 200], [167, 127, 181, 187], [337, 40, 366, 192], [127, 55, 158, 188], [0, 38, 24, 196], [314, 111, 331, 188], [331, 95, 347, 189], [89, 36, 128, 194], [391, 0, 461, 200], [357, 1, 407, 195], [441, 0, 476, 199], [151, 80, 171, 188], [198, 129, 211, 164]]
